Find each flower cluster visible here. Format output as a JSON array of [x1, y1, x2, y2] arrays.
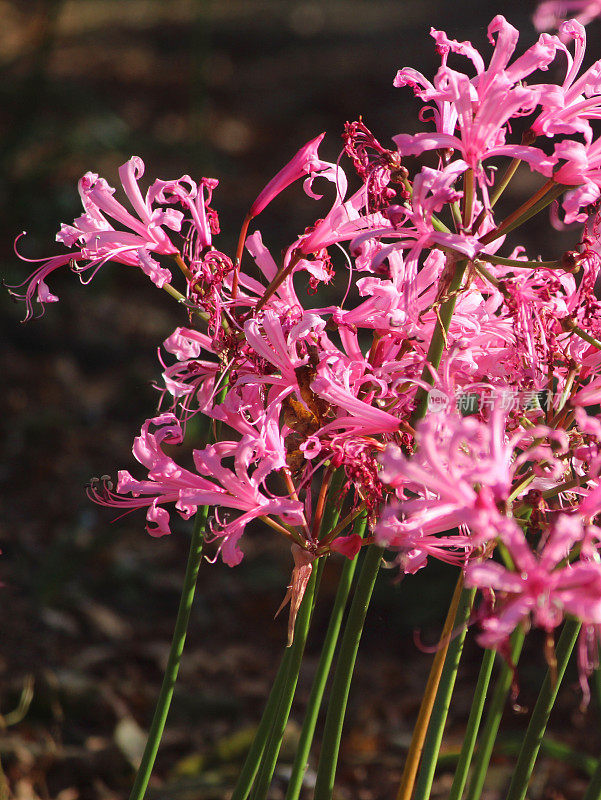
[[13, 15, 601, 683]]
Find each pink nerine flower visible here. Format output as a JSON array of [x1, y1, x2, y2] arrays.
[[553, 138, 601, 220], [90, 413, 305, 567], [58, 156, 183, 275], [11, 157, 192, 318], [392, 17, 557, 189], [466, 515, 601, 648], [375, 411, 515, 570], [248, 133, 347, 218], [375, 406, 571, 573], [531, 21, 601, 145], [534, 1, 601, 32]]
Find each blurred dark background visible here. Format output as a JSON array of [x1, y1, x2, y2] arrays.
[[1, 1, 598, 798]]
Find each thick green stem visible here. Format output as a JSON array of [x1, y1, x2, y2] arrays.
[[466, 627, 526, 800], [232, 473, 346, 800], [128, 505, 209, 800], [412, 588, 475, 800], [249, 560, 324, 800], [462, 169, 474, 230], [448, 648, 496, 800], [128, 379, 229, 800], [505, 619, 581, 800], [285, 514, 368, 800], [313, 545, 384, 800]]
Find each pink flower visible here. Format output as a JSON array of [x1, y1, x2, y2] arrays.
[[90, 413, 305, 566], [348, 163, 483, 301], [248, 133, 347, 218], [375, 411, 515, 570], [375, 407, 571, 572], [61, 156, 183, 263], [531, 21, 601, 145], [534, 0, 601, 32], [466, 515, 601, 648], [552, 138, 601, 220], [8, 249, 80, 320], [11, 157, 202, 318], [376, 503, 474, 574], [392, 17, 557, 189], [150, 175, 219, 255], [12, 156, 230, 319]]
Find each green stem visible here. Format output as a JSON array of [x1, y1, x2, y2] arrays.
[[466, 627, 526, 800], [412, 588, 475, 800], [477, 253, 561, 270], [128, 378, 229, 800], [505, 618, 581, 800], [317, 468, 348, 539], [412, 258, 469, 423], [396, 576, 465, 800], [313, 545, 384, 800], [285, 514, 368, 800], [462, 169, 474, 230], [448, 648, 496, 800], [490, 156, 523, 208], [556, 368, 577, 414], [479, 181, 566, 246], [584, 754, 601, 800], [230, 649, 295, 800], [128, 505, 209, 800], [471, 153, 524, 235], [249, 560, 324, 800], [569, 324, 601, 351]]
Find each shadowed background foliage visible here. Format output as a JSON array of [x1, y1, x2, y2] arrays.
[[1, 2, 598, 798]]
